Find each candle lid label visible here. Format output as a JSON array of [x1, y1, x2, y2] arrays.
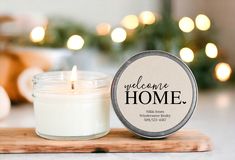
[[111, 50, 197, 138]]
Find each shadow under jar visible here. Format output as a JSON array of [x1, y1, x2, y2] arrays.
[[33, 71, 111, 140]]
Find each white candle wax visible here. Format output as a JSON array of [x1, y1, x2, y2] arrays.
[[34, 91, 110, 138]]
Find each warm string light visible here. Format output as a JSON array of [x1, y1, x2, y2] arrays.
[[178, 14, 211, 32], [215, 63, 232, 82], [121, 15, 139, 30], [195, 14, 211, 31], [30, 26, 45, 43], [65, 11, 156, 46], [179, 47, 194, 63], [111, 27, 127, 43], [177, 14, 233, 83], [139, 11, 156, 25], [96, 23, 111, 36], [178, 17, 195, 33], [29, 13, 233, 85], [27, 13, 234, 86], [205, 43, 218, 58], [67, 35, 84, 50]]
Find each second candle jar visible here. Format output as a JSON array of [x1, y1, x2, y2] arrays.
[[33, 70, 111, 140]]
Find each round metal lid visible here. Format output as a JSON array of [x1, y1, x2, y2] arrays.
[[111, 50, 198, 139]]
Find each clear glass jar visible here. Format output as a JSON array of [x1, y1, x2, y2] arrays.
[[33, 71, 111, 140]]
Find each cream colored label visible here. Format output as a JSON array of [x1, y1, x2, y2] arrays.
[[116, 56, 193, 132]]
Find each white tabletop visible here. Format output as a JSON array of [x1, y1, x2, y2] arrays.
[[0, 88, 235, 160]]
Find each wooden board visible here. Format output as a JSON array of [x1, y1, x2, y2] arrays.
[[0, 128, 212, 153]]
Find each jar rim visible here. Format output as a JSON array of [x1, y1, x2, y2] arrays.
[[33, 71, 112, 92], [33, 71, 110, 81]]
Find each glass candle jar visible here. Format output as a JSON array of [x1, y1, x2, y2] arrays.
[[33, 71, 111, 140]]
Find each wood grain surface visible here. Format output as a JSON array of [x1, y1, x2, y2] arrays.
[[0, 128, 212, 153]]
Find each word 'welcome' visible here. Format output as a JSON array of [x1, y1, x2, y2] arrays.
[[124, 76, 186, 105]]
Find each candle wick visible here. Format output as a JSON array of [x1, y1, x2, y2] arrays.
[[71, 81, 75, 90], [70, 65, 78, 90]]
